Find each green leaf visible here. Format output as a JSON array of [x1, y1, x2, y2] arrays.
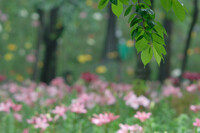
[[132, 0, 137, 4], [119, 0, 129, 5], [112, 0, 123, 17], [172, 0, 185, 21], [128, 13, 137, 23], [153, 47, 161, 66], [135, 38, 149, 52], [124, 5, 133, 16], [152, 33, 165, 45], [141, 46, 153, 66], [144, 0, 151, 6], [98, 0, 109, 9], [130, 18, 142, 27], [160, 0, 172, 12], [153, 42, 167, 57], [110, 0, 117, 5]]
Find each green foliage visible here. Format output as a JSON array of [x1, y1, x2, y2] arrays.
[[111, 0, 123, 17], [98, 0, 187, 66]]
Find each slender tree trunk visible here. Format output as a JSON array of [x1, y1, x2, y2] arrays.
[[135, 0, 154, 80], [180, 0, 198, 79], [102, 4, 118, 62], [32, 8, 44, 81], [40, 7, 64, 84], [159, 17, 173, 82]]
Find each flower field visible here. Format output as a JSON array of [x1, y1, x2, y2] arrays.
[[0, 72, 200, 133]]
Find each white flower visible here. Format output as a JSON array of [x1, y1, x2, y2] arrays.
[[31, 13, 39, 20], [19, 9, 28, 17], [93, 12, 103, 21], [171, 68, 181, 77]]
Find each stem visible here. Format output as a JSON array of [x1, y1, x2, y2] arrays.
[[137, 0, 146, 30]]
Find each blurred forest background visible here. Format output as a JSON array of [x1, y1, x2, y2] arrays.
[[0, 0, 199, 84]]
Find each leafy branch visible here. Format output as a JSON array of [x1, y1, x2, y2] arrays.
[[98, 0, 187, 66]]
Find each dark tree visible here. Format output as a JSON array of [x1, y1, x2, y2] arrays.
[[159, 17, 173, 82], [40, 7, 64, 84], [180, 0, 198, 79], [102, 4, 118, 62]]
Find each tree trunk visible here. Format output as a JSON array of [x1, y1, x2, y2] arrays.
[[102, 4, 118, 62], [159, 17, 173, 82], [180, 0, 198, 79], [32, 8, 44, 81], [135, 0, 154, 80], [40, 7, 64, 84]]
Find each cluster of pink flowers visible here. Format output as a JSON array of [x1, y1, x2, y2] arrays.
[[162, 85, 182, 97], [0, 100, 22, 121], [134, 111, 152, 122], [52, 106, 67, 120], [27, 114, 53, 130], [186, 84, 198, 92], [117, 124, 143, 133], [183, 72, 200, 81], [70, 102, 87, 114], [193, 118, 200, 127], [190, 105, 200, 112], [91, 113, 119, 126], [124, 92, 150, 109]]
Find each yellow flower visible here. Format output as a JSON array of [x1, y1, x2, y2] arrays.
[[126, 40, 134, 47], [77, 54, 93, 63], [96, 65, 107, 74], [4, 53, 13, 61], [77, 55, 87, 63], [16, 75, 24, 82], [8, 44, 17, 51], [86, 0, 93, 6], [187, 49, 194, 56], [25, 42, 32, 49], [107, 52, 118, 59], [85, 54, 93, 61]]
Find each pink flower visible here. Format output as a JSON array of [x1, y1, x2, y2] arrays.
[[134, 112, 151, 122], [104, 90, 116, 105], [79, 12, 87, 19], [81, 72, 98, 83], [14, 113, 22, 122], [190, 105, 200, 112], [34, 117, 49, 130], [11, 104, 22, 112], [26, 54, 36, 63], [23, 129, 29, 133], [162, 85, 182, 97], [91, 113, 119, 126], [27, 114, 52, 131], [183, 72, 200, 81], [52, 106, 67, 120], [117, 124, 143, 133], [70, 102, 87, 114], [124, 92, 150, 109], [0, 75, 6, 82], [51, 77, 65, 86], [0, 102, 11, 113], [186, 84, 197, 92], [193, 118, 200, 127]]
